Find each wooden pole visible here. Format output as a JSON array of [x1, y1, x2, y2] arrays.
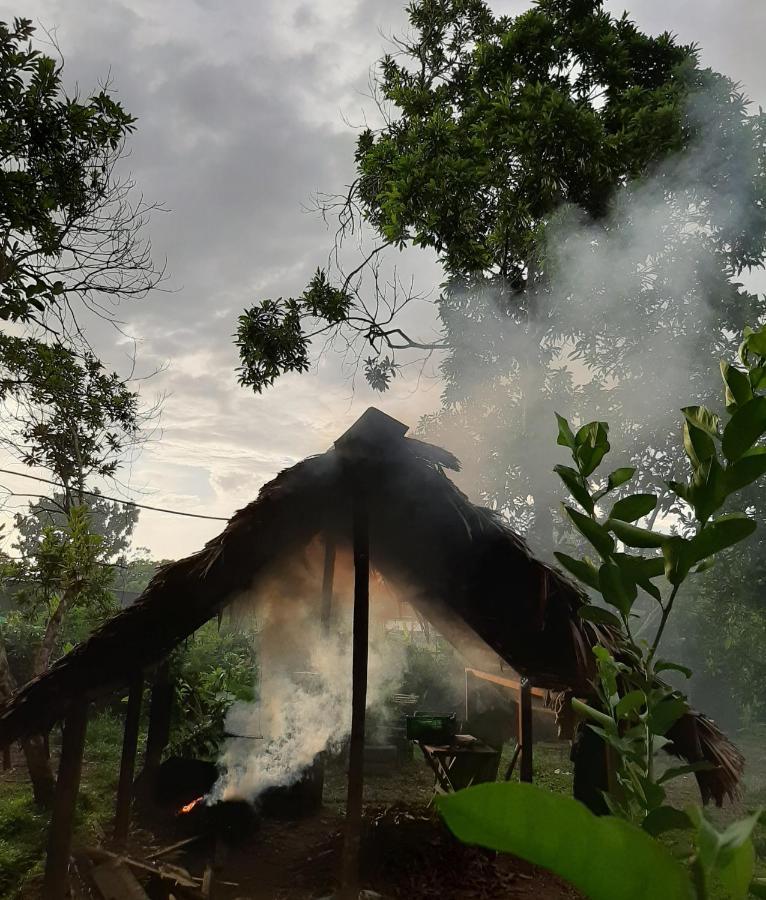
[[340, 485, 369, 899], [143, 660, 172, 781], [43, 700, 89, 899], [320, 536, 336, 635], [518, 677, 533, 783], [113, 673, 144, 845]]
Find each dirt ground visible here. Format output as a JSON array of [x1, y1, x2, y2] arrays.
[[120, 745, 582, 900]]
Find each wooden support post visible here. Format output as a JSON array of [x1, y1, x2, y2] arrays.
[[43, 700, 89, 899], [340, 485, 370, 899], [320, 536, 336, 635], [113, 673, 144, 845], [518, 677, 533, 783], [143, 660, 172, 782]]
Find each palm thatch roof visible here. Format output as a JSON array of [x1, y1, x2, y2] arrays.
[[0, 408, 743, 803]]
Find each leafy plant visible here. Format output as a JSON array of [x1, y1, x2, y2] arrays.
[[436, 326, 766, 897], [167, 622, 257, 760], [438, 782, 765, 900]]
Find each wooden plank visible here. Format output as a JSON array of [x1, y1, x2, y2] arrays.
[[339, 484, 370, 899], [91, 860, 151, 900], [43, 700, 89, 899], [464, 667, 547, 700], [113, 673, 143, 845], [518, 678, 533, 783]]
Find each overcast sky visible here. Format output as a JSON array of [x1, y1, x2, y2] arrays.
[[2, 0, 765, 560]]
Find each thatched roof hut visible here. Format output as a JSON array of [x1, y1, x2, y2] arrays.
[[0, 408, 743, 804]]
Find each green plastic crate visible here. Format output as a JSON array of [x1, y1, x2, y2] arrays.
[[405, 712, 457, 743]]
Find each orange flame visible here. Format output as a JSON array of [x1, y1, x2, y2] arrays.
[[178, 795, 205, 815]]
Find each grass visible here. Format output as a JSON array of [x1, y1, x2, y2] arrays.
[[0, 710, 135, 900]]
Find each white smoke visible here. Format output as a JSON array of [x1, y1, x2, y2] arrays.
[[213, 589, 406, 804]]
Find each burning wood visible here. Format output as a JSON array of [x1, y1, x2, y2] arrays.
[[178, 795, 205, 815]]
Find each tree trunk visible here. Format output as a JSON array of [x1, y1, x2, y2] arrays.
[[0, 632, 56, 805]]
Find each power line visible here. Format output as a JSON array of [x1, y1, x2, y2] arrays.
[[0, 467, 229, 522]]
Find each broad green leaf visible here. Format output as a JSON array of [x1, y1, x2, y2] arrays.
[[574, 421, 611, 476], [642, 806, 693, 837], [687, 514, 757, 563], [577, 604, 623, 628], [662, 536, 693, 586], [554, 464, 593, 514], [742, 324, 766, 358], [613, 552, 665, 580], [682, 405, 720, 438], [683, 420, 716, 466], [610, 493, 657, 522], [725, 447, 766, 493], [750, 366, 766, 391], [607, 467, 636, 490], [666, 479, 690, 503], [717, 840, 755, 900], [648, 696, 688, 735], [655, 660, 692, 679], [687, 456, 728, 523], [750, 878, 766, 898], [599, 559, 636, 616], [554, 552, 600, 591], [437, 782, 693, 900], [720, 361, 752, 409], [615, 690, 644, 719], [722, 396, 766, 462], [555, 412, 576, 451], [571, 698, 615, 729], [563, 505, 614, 558], [606, 518, 667, 549]]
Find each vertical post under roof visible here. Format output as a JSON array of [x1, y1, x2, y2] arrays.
[[339, 485, 369, 898], [43, 699, 88, 899], [320, 536, 336, 635], [143, 660, 172, 785], [113, 673, 143, 846], [518, 677, 533, 783]]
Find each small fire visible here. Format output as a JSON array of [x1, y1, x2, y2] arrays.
[[178, 795, 205, 815]]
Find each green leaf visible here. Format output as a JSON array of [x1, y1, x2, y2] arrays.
[[722, 396, 766, 462], [683, 420, 716, 466], [555, 412, 576, 450], [642, 806, 693, 837], [687, 456, 728, 523], [720, 361, 752, 409], [615, 690, 645, 720], [648, 696, 688, 735], [607, 467, 636, 490], [554, 552, 601, 591], [682, 405, 720, 438], [687, 514, 757, 563], [554, 464, 594, 514], [574, 421, 610, 476], [437, 782, 694, 900], [666, 480, 690, 503], [563, 505, 614, 559], [654, 661, 692, 679], [610, 493, 658, 522], [599, 559, 636, 616], [724, 447, 766, 493], [606, 518, 667, 549], [662, 536, 693, 586], [577, 604, 623, 628]]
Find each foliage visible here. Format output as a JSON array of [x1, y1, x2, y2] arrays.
[[438, 781, 765, 900], [552, 326, 766, 830], [167, 621, 257, 760], [0, 337, 142, 501], [0, 17, 161, 325]]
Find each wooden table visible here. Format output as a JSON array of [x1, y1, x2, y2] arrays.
[[416, 733, 501, 794]]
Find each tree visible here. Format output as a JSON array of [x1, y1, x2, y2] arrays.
[[0, 340, 148, 805], [0, 17, 163, 329], [235, 0, 766, 544]]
